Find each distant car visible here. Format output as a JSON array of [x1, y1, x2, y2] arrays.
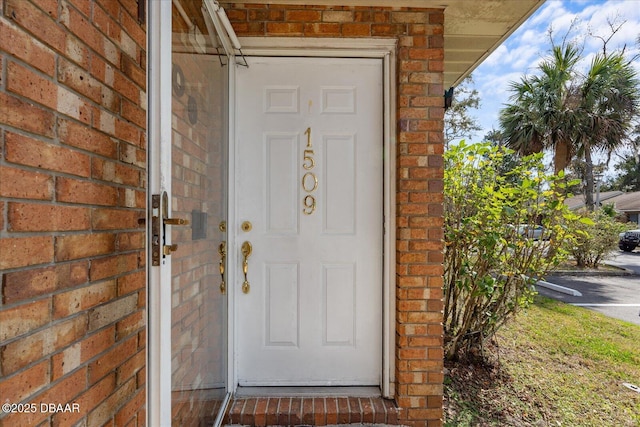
[[618, 229, 640, 252], [516, 224, 548, 241]]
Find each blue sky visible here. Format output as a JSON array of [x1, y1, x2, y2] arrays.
[[467, 0, 640, 145]]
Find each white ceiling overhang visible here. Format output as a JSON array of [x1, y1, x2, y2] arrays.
[[229, 0, 545, 88]]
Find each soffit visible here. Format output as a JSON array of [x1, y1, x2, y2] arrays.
[[216, 0, 544, 88]]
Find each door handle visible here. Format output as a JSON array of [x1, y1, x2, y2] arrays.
[[241, 241, 252, 294], [164, 217, 190, 225], [219, 241, 227, 294], [151, 191, 191, 266]]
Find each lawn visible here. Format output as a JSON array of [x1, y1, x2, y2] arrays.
[[444, 296, 640, 426]]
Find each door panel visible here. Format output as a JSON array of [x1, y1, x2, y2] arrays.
[[162, 2, 229, 425], [236, 57, 383, 385]]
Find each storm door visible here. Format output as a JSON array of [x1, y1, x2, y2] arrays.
[[148, 1, 234, 425]]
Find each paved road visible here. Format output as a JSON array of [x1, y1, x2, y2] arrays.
[[537, 250, 640, 325]]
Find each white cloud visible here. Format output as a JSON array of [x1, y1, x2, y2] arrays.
[[466, 0, 640, 143]]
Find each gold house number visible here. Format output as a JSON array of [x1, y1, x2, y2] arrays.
[[302, 127, 317, 215]]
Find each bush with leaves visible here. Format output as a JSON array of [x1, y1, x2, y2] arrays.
[[567, 209, 629, 268], [444, 142, 581, 360]]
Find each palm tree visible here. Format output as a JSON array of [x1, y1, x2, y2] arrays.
[[499, 43, 640, 210]]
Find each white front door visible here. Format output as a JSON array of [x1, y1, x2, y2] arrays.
[[235, 57, 383, 386]]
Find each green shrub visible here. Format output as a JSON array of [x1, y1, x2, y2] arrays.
[[444, 142, 580, 360], [568, 210, 629, 268]]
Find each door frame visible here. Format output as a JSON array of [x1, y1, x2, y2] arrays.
[[147, 2, 171, 425], [227, 38, 397, 398]]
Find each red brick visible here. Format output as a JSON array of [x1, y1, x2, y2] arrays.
[[33, 367, 87, 425], [289, 397, 302, 425], [116, 347, 144, 385], [114, 388, 144, 426], [371, 23, 406, 36], [6, 0, 66, 53], [116, 270, 145, 295], [58, 118, 118, 158], [0, 18, 55, 75], [2, 262, 88, 304], [392, 11, 429, 24], [52, 326, 116, 380], [0, 361, 49, 408], [56, 177, 119, 206], [62, 2, 110, 63], [8, 202, 90, 232], [348, 397, 362, 423], [325, 397, 338, 424], [408, 47, 443, 60], [88, 294, 138, 331], [0, 92, 55, 137], [337, 397, 349, 423], [7, 61, 57, 109], [266, 22, 304, 35], [119, 142, 146, 168], [372, 397, 386, 423], [113, 71, 139, 104], [301, 397, 314, 425], [55, 232, 115, 261], [53, 373, 116, 426], [53, 280, 117, 318], [88, 335, 137, 384], [1, 315, 86, 374], [116, 231, 145, 250], [121, 98, 145, 128], [342, 23, 371, 37], [91, 207, 140, 230], [58, 58, 120, 111], [266, 397, 279, 425], [277, 398, 291, 425], [304, 22, 341, 36], [0, 298, 51, 341], [116, 310, 144, 340], [254, 397, 268, 426], [121, 55, 146, 90], [0, 166, 54, 200], [5, 132, 91, 178], [0, 235, 54, 270], [90, 253, 138, 281], [285, 9, 321, 21], [87, 378, 136, 427], [92, 2, 121, 40], [115, 117, 143, 146]]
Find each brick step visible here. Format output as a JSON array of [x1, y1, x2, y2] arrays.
[[225, 396, 400, 426]]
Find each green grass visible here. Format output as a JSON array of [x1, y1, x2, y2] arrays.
[[444, 296, 640, 426]]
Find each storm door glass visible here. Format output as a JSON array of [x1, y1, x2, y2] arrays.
[[170, 1, 229, 425]]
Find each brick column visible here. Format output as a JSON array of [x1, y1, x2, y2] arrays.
[[394, 13, 445, 427]]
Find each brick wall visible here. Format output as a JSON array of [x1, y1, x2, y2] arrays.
[[223, 3, 445, 426], [0, 0, 146, 425]]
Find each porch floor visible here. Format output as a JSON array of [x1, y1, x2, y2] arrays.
[[224, 395, 400, 426]]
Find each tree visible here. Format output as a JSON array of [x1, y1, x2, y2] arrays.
[[601, 153, 640, 191], [566, 209, 628, 268], [499, 43, 640, 210], [602, 123, 640, 191], [444, 75, 481, 147], [444, 142, 579, 360]]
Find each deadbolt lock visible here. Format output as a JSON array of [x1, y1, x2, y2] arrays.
[[241, 221, 252, 232]]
